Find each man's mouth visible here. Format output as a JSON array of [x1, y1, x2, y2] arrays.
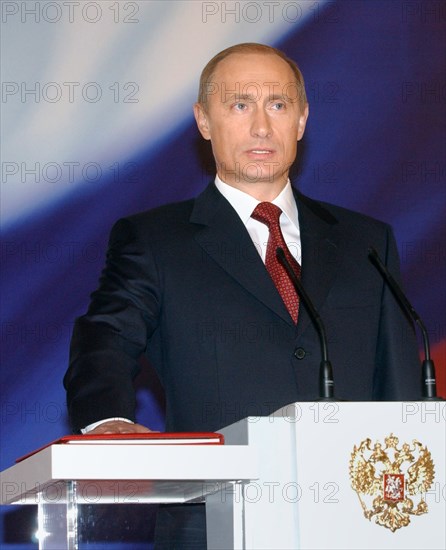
[[246, 149, 274, 155]]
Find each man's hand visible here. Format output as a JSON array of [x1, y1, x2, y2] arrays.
[[87, 420, 157, 434]]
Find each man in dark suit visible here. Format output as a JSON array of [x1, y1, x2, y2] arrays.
[[64, 43, 420, 547]]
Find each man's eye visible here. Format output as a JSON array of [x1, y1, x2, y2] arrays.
[[233, 102, 247, 111], [272, 102, 285, 110]]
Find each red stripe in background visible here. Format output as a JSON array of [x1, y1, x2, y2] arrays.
[[430, 340, 446, 399]]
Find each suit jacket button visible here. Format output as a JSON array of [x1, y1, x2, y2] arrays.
[[294, 347, 306, 360]]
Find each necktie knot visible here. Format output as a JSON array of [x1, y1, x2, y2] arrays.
[[251, 202, 282, 228]]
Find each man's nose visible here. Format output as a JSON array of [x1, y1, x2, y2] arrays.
[[250, 108, 272, 138]]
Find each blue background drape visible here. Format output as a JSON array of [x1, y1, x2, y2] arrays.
[[1, 1, 445, 546]]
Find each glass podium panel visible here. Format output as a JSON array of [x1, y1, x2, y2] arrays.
[[34, 480, 223, 549], [37, 481, 78, 549]]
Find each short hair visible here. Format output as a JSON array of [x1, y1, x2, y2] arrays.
[[197, 43, 307, 108]]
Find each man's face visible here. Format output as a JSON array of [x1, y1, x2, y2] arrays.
[[194, 52, 309, 197]]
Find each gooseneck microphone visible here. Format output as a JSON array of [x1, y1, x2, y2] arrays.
[[276, 247, 336, 401], [368, 246, 441, 400]]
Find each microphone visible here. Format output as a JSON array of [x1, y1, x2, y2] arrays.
[[276, 247, 336, 401], [368, 246, 441, 400]]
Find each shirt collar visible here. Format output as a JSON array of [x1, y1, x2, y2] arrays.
[[214, 175, 299, 229]]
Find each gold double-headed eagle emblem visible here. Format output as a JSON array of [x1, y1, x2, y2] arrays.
[[349, 433, 435, 532]]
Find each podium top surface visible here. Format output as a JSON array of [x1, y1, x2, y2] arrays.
[[0, 443, 258, 505]]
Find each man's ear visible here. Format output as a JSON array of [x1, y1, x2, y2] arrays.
[[193, 103, 211, 140], [297, 103, 309, 141]]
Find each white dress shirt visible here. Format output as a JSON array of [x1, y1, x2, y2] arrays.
[[214, 175, 302, 264]]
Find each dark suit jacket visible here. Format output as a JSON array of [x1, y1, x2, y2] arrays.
[[64, 183, 421, 434]]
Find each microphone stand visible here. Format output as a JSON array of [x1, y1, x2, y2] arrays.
[[368, 246, 443, 401], [276, 247, 336, 401]]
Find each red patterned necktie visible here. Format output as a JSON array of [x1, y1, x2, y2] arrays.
[[252, 202, 301, 323]]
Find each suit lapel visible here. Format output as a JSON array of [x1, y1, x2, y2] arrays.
[[191, 183, 294, 326], [190, 184, 341, 332], [295, 190, 341, 337]]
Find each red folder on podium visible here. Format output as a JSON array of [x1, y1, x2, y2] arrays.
[[16, 432, 224, 462]]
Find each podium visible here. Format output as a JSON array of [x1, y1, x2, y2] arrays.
[[1, 402, 445, 549]]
